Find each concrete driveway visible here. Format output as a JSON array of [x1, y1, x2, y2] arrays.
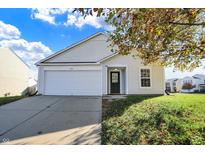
[[0, 96, 101, 145]]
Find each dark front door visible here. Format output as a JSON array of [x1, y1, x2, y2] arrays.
[[110, 72, 120, 94]]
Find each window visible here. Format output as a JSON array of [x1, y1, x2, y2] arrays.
[[183, 80, 192, 84], [112, 73, 119, 83], [166, 82, 171, 92], [140, 69, 151, 87], [166, 82, 171, 88]]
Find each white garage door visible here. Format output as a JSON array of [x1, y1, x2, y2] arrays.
[[44, 70, 102, 96]]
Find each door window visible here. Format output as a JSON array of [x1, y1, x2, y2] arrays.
[[112, 73, 119, 83]]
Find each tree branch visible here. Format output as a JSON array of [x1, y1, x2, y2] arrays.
[[168, 22, 205, 26]]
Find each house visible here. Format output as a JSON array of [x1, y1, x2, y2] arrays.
[[165, 78, 178, 92], [36, 32, 165, 96], [179, 74, 205, 93], [166, 74, 205, 93], [176, 79, 183, 92], [0, 48, 37, 97]]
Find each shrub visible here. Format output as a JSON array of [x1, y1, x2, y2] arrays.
[[182, 83, 193, 90]]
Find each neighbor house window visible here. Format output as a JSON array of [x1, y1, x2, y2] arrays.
[[140, 69, 151, 87], [183, 80, 192, 84]]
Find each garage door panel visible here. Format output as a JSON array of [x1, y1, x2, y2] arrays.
[[44, 70, 101, 95]]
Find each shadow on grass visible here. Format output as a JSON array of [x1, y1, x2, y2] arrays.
[[103, 95, 160, 120], [102, 94, 205, 144]]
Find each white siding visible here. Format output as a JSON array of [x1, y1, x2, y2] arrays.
[[0, 48, 36, 97], [102, 54, 165, 95], [46, 35, 113, 63]]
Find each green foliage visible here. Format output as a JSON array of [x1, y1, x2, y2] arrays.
[[102, 94, 205, 144], [75, 8, 205, 71]]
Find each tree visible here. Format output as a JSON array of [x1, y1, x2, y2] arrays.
[[75, 8, 205, 71]]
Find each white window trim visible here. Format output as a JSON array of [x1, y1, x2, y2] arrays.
[[139, 67, 152, 88]]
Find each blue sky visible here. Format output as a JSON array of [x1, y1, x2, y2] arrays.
[[0, 8, 104, 52], [0, 8, 204, 78]]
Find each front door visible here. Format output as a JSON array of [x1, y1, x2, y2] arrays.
[[110, 72, 120, 94]]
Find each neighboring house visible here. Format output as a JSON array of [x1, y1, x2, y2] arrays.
[[0, 48, 37, 97], [176, 79, 183, 92], [165, 78, 178, 92], [166, 74, 205, 93], [36, 32, 165, 96], [179, 74, 205, 93]]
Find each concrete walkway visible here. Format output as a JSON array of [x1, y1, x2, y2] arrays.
[[0, 96, 101, 145]]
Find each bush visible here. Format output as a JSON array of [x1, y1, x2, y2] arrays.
[[182, 83, 194, 90]]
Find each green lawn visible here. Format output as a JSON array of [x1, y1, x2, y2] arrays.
[[102, 94, 205, 145], [0, 96, 25, 106]]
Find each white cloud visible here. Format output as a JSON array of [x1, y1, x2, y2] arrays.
[[0, 39, 52, 72], [0, 21, 21, 40], [31, 8, 71, 25], [31, 8, 114, 31], [32, 12, 55, 25], [65, 14, 102, 28], [0, 20, 52, 75], [165, 62, 205, 79]]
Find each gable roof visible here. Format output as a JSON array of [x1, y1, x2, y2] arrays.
[[166, 78, 178, 82], [36, 32, 117, 66], [193, 74, 205, 79]]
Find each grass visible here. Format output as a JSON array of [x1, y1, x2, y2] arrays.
[[0, 96, 25, 106], [102, 94, 205, 145]]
